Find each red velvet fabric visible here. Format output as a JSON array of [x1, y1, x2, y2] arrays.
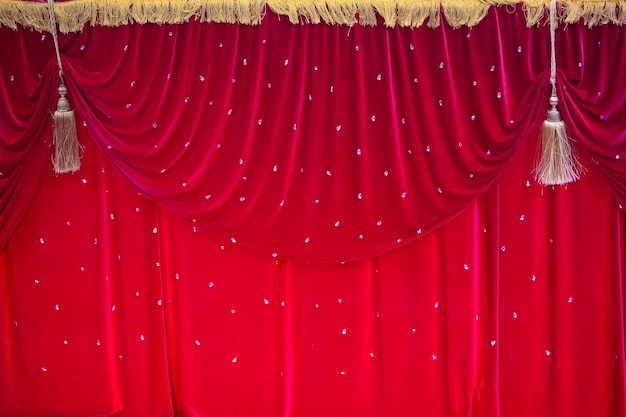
[[1, 5, 626, 417]]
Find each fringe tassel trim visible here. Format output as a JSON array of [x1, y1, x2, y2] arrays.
[[1, 0, 625, 33]]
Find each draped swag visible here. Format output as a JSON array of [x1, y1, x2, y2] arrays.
[[1, 3, 626, 417]]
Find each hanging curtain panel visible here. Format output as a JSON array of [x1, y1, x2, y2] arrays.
[[1, 3, 626, 417]]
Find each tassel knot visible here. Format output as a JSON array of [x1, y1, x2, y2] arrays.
[[56, 81, 71, 112]]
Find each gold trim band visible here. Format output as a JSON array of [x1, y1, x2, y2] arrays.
[[1, 0, 625, 33]]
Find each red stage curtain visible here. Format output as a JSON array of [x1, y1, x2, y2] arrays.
[[1, 4, 626, 417]]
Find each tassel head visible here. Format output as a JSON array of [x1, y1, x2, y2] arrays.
[[56, 82, 71, 112], [53, 80, 81, 174]]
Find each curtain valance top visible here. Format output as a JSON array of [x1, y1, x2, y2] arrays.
[[0, 0, 624, 33]]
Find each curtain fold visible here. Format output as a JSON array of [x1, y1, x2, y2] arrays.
[[557, 21, 626, 203], [0, 28, 56, 251]]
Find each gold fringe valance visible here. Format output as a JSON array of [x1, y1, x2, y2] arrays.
[[1, 0, 625, 33]]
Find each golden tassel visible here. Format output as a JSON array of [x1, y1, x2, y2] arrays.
[[533, 95, 584, 185], [52, 79, 81, 174], [533, 0, 584, 186], [48, 0, 81, 174]]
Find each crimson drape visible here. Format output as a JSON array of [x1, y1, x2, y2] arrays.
[[1, 4, 626, 417]]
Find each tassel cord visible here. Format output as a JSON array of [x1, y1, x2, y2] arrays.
[[47, 0, 65, 81], [48, 0, 82, 173], [549, 0, 557, 98]]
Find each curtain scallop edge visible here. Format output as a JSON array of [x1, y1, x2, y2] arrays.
[[0, 0, 625, 33]]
